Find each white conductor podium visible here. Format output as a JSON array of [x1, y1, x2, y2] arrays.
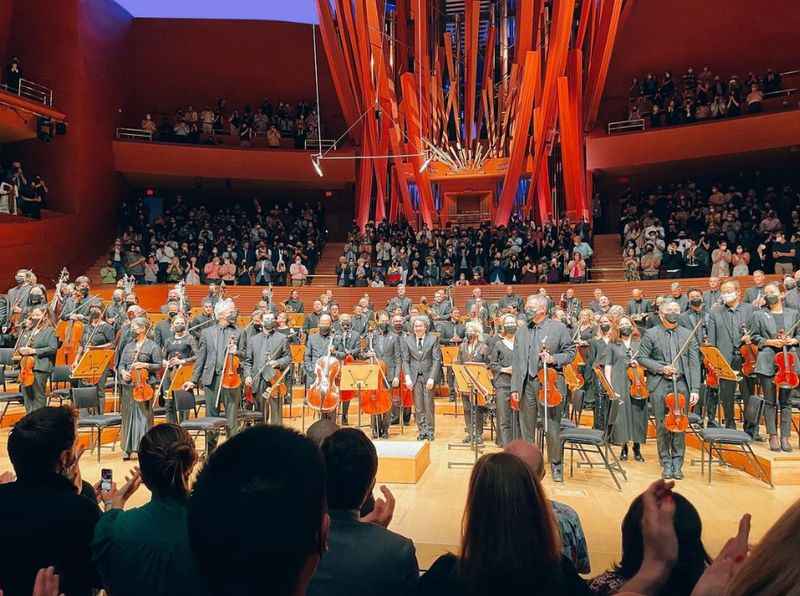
[[374, 440, 431, 484]]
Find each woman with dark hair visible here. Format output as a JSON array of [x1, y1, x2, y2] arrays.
[[91, 423, 209, 596], [589, 491, 709, 595], [419, 452, 590, 596]]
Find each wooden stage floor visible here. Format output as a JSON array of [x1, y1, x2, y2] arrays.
[[0, 401, 798, 577]]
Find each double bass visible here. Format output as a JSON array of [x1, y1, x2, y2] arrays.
[[360, 333, 393, 416], [55, 287, 88, 367], [306, 335, 341, 411]]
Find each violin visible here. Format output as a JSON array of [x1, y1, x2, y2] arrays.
[[360, 333, 393, 416], [221, 337, 241, 390], [701, 337, 719, 389], [626, 348, 649, 400], [17, 318, 44, 388], [739, 324, 758, 377], [774, 329, 799, 390], [664, 374, 689, 432], [248, 343, 289, 403], [130, 334, 155, 403], [306, 336, 341, 411], [536, 341, 563, 407], [563, 362, 583, 391]]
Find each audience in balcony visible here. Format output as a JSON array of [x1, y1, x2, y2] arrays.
[[619, 175, 800, 279], [3, 56, 22, 93], [625, 65, 785, 129], [336, 216, 593, 288], [112, 194, 325, 286], [0, 160, 49, 218], [136, 97, 319, 149]]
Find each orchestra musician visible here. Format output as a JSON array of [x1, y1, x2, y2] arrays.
[[244, 312, 291, 426], [118, 317, 162, 459], [16, 306, 57, 413], [464, 288, 489, 323], [188, 300, 214, 341], [705, 279, 754, 431], [183, 299, 242, 451], [75, 304, 115, 410], [387, 284, 412, 319], [105, 289, 127, 333], [428, 290, 452, 330], [510, 294, 576, 482], [153, 302, 180, 349], [390, 314, 412, 425], [498, 285, 525, 314], [60, 276, 100, 321], [237, 310, 263, 358], [401, 316, 441, 441], [304, 300, 324, 333], [703, 276, 721, 309], [333, 314, 361, 425], [748, 282, 800, 452], [359, 311, 401, 439], [304, 313, 335, 407], [456, 321, 490, 445], [284, 288, 304, 313], [626, 288, 652, 332], [7, 270, 32, 322], [489, 314, 519, 447], [637, 300, 701, 480], [161, 313, 197, 424], [350, 304, 368, 337], [604, 316, 647, 462]]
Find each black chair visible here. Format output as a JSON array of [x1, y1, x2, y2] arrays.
[[47, 365, 73, 406], [699, 426, 773, 487], [0, 349, 23, 425], [174, 390, 227, 455], [560, 388, 627, 491], [73, 387, 122, 462]]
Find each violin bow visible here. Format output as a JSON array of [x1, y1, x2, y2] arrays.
[[667, 316, 705, 369]]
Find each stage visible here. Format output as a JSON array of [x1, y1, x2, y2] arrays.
[[0, 397, 797, 575]]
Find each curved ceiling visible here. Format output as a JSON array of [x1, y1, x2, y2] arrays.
[[113, 0, 317, 23]]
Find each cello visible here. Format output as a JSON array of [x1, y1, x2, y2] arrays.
[[360, 332, 393, 416], [16, 316, 46, 388], [537, 337, 562, 435], [55, 287, 88, 367], [306, 335, 341, 411]]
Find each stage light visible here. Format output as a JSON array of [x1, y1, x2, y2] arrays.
[[419, 155, 433, 173], [311, 155, 324, 177]]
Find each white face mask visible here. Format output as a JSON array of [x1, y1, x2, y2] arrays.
[[722, 292, 738, 304]]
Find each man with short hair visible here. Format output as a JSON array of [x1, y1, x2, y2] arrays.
[[771, 231, 795, 275], [308, 428, 418, 596], [188, 425, 328, 596], [626, 288, 652, 331], [284, 289, 304, 313], [505, 440, 590, 574], [386, 285, 412, 318], [304, 300, 324, 333], [334, 314, 362, 425], [498, 285, 524, 313], [703, 276, 721, 308], [744, 270, 767, 305], [189, 300, 214, 341], [244, 312, 291, 425], [0, 407, 102, 596], [401, 317, 441, 441]]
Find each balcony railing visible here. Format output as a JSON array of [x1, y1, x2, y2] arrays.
[[305, 138, 338, 152], [607, 118, 646, 135], [0, 78, 54, 107], [116, 127, 153, 141]]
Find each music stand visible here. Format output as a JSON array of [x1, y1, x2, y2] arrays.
[[71, 348, 114, 385], [441, 346, 459, 416], [448, 363, 491, 468], [700, 345, 739, 427], [287, 313, 305, 329], [340, 363, 380, 431]]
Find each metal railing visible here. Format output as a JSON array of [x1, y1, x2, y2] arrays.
[[764, 87, 799, 99], [607, 118, 646, 135], [305, 138, 338, 152], [0, 77, 54, 107], [116, 127, 153, 141]]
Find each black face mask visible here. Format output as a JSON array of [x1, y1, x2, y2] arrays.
[[619, 326, 633, 337], [690, 298, 703, 307], [503, 325, 517, 335], [341, 323, 351, 331], [226, 313, 238, 324], [263, 321, 276, 331], [319, 325, 331, 335], [525, 308, 538, 324], [600, 323, 611, 333], [30, 295, 43, 304], [766, 294, 779, 305], [80, 287, 89, 297], [253, 323, 263, 332], [664, 313, 680, 324], [393, 324, 404, 333], [173, 324, 186, 333], [168, 311, 177, 319]]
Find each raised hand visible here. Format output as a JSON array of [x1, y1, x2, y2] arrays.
[[360, 485, 396, 528]]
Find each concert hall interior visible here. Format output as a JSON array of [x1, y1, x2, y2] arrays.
[[2, 1, 800, 595]]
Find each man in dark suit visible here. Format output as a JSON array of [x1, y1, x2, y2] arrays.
[[184, 298, 241, 450], [153, 302, 179, 349], [626, 288, 652, 332], [743, 269, 767, 306], [386, 284, 412, 319], [428, 290, 452, 329], [783, 275, 800, 311], [401, 316, 442, 440], [244, 313, 292, 425], [706, 279, 754, 430], [703, 276, 721, 310], [359, 312, 401, 438], [498, 285, 524, 313], [307, 428, 418, 596], [334, 314, 362, 425], [510, 294, 576, 482], [0, 407, 101, 596], [464, 287, 488, 322], [637, 300, 701, 480]]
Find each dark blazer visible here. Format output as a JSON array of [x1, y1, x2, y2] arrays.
[[243, 331, 291, 395], [360, 331, 401, 381], [153, 318, 174, 349], [626, 299, 652, 323], [748, 307, 800, 376], [678, 308, 708, 343], [0, 473, 101, 596], [436, 320, 466, 345], [401, 333, 442, 383], [489, 337, 515, 389], [706, 302, 754, 363], [18, 325, 58, 373], [510, 319, 576, 395], [429, 300, 452, 322], [387, 296, 412, 317], [191, 323, 241, 386], [637, 324, 701, 395], [307, 509, 418, 596], [333, 329, 362, 359], [744, 285, 767, 304]]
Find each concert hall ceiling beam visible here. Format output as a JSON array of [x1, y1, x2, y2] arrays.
[[316, 0, 360, 133], [584, 0, 623, 131], [493, 50, 539, 226], [463, 0, 480, 145], [400, 71, 436, 228]]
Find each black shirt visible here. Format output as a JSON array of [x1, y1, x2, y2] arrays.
[[772, 241, 795, 264], [0, 472, 101, 596]]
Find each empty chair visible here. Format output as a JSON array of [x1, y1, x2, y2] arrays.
[[73, 386, 122, 462], [173, 390, 227, 455]]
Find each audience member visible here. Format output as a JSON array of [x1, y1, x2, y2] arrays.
[[308, 428, 418, 596]]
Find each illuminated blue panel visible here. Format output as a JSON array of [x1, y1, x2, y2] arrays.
[[114, 0, 318, 24]]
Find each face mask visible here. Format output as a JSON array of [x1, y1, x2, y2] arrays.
[[341, 323, 352, 331], [263, 321, 275, 331], [786, 281, 796, 290], [113, 295, 122, 303], [525, 308, 538, 324], [664, 313, 680, 324], [253, 323, 263, 332], [319, 325, 331, 335], [168, 311, 177, 319], [766, 294, 779, 305], [227, 313, 237, 324], [173, 324, 186, 333], [15, 276, 24, 285], [503, 325, 517, 335], [690, 298, 703, 307], [600, 323, 611, 333], [619, 326, 633, 337], [722, 292, 737, 304], [379, 322, 389, 332], [393, 324, 404, 333], [30, 294, 43, 304], [80, 287, 89, 297]]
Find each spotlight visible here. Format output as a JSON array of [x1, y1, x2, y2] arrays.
[[419, 155, 433, 173], [311, 155, 324, 177]]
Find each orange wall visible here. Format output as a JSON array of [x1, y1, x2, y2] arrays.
[[587, 109, 800, 172], [125, 18, 345, 135], [601, 0, 800, 124], [1, 0, 133, 289], [0, 0, 11, 68], [113, 140, 356, 187]]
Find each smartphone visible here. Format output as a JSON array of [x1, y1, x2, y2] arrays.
[[101, 468, 113, 492]]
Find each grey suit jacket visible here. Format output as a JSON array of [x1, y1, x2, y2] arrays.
[[626, 299, 652, 322], [305, 331, 335, 377], [706, 302, 754, 363], [785, 288, 800, 311], [400, 333, 442, 383], [153, 319, 174, 349], [429, 300, 452, 322], [678, 309, 708, 343], [243, 331, 291, 394], [703, 289, 722, 310], [637, 325, 701, 395], [334, 331, 362, 359], [744, 285, 766, 304], [359, 331, 401, 381], [307, 509, 418, 596], [748, 307, 800, 376], [19, 326, 58, 373], [510, 319, 575, 395], [191, 324, 241, 386], [387, 296, 412, 317]]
